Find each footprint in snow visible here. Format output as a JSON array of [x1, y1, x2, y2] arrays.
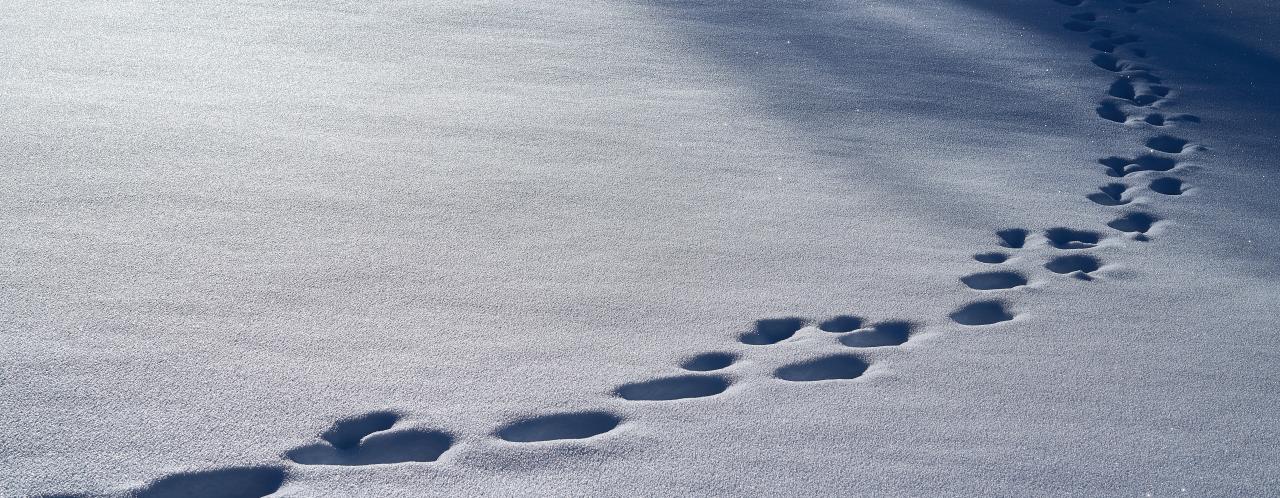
[[286, 411, 454, 465], [495, 411, 621, 443], [1087, 183, 1130, 206], [131, 466, 286, 498], [949, 300, 1016, 326]]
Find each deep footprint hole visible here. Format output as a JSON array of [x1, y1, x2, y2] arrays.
[[614, 375, 731, 401], [1146, 135, 1190, 153], [1087, 183, 1129, 206], [680, 352, 737, 371], [1149, 177, 1186, 195], [996, 228, 1028, 248], [496, 411, 621, 443], [1044, 228, 1101, 249], [817, 315, 864, 333], [960, 271, 1029, 290], [774, 354, 870, 382], [739, 317, 809, 345], [1045, 254, 1102, 275], [949, 300, 1015, 326], [135, 466, 286, 498], [1108, 212, 1159, 233], [839, 321, 914, 348], [288, 429, 454, 466], [974, 252, 1010, 264], [321, 411, 400, 450]]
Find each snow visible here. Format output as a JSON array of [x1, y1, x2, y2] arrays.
[[2, 0, 1278, 495]]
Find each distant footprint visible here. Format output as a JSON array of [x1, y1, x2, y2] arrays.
[[774, 354, 870, 381], [1098, 154, 1177, 177], [1148, 177, 1187, 195], [286, 411, 453, 466], [133, 466, 286, 498], [680, 352, 738, 371], [960, 271, 1029, 290], [1045, 254, 1102, 279], [838, 321, 914, 347], [615, 374, 731, 401], [738, 317, 809, 345], [1044, 228, 1101, 249], [1087, 183, 1130, 206], [949, 300, 1015, 326], [495, 411, 621, 443]]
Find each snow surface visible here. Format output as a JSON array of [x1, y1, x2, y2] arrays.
[[2, 0, 1279, 495]]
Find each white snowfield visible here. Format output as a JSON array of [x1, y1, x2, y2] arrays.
[[3, 0, 1278, 496]]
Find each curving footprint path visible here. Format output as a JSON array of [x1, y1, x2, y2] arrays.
[[86, 1, 1217, 495]]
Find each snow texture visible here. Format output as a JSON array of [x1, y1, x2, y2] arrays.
[[2, 0, 1279, 495]]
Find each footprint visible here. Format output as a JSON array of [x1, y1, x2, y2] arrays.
[[974, 252, 1010, 264], [1096, 100, 1133, 123], [1107, 79, 1138, 101], [1144, 112, 1200, 126], [838, 321, 914, 347], [774, 354, 870, 381], [1107, 77, 1165, 106], [286, 412, 454, 466], [1148, 177, 1186, 195], [133, 466, 286, 498], [615, 375, 730, 401], [960, 271, 1029, 290], [1045, 254, 1102, 278], [319, 411, 398, 449], [996, 228, 1028, 249], [495, 411, 621, 443], [1107, 212, 1159, 234], [681, 352, 738, 371], [1098, 154, 1177, 177], [817, 315, 864, 333], [949, 300, 1015, 326], [738, 317, 809, 345], [1044, 228, 1101, 249], [1087, 183, 1130, 206], [1145, 135, 1191, 153], [1091, 53, 1145, 73]]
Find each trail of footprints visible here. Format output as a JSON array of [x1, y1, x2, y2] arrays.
[[89, 1, 1208, 495]]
